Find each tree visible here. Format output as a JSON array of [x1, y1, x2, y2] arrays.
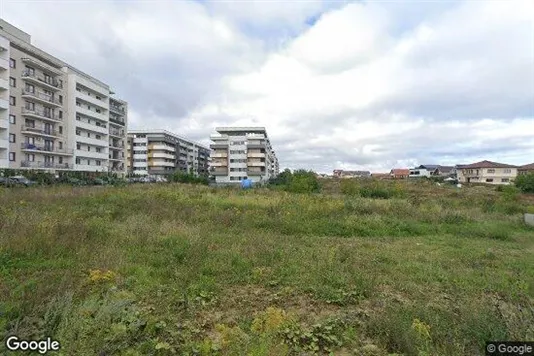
[[515, 173, 534, 193]]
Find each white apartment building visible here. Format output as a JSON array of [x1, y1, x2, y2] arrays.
[[210, 127, 279, 184], [126, 130, 210, 177], [0, 19, 128, 174]]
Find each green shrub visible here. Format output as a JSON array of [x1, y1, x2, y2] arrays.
[[169, 171, 209, 185], [514, 173, 534, 193], [268, 169, 321, 193]]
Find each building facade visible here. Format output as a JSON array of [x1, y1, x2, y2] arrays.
[[210, 127, 279, 184], [126, 130, 210, 177], [0, 19, 128, 174], [457, 160, 518, 185], [518, 163, 534, 176]]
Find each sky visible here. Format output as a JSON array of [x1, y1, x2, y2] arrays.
[[2, 0, 533, 173]]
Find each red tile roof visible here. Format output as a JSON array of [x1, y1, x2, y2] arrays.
[[457, 160, 518, 169], [390, 169, 410, 175], [519, 163, 534, 170]]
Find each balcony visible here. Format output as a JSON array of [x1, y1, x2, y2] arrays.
[[109, 128, 125, 137], [75, 119, 108, 135], [0, 78, 8, 90], [148, 161, 175, 167], [109, 156, 123, 161], [149, 152, 175, 159], [21, 161, 71, 170], [210, 143, 229, 149], [21, 125, 62, 139], [0, 98, 8, 110], [210, 134, 229, 141], [21, 89, 62, 108], [21, 58, 63, 76], [210, 168, 228, 176], [21, 108, 62, 122], [247, 140, 266, 149], [247, 169, 265, 176], [75, 149, 108, 160], [0, 138, 8, 148], [109, 142, 125, 150], [21, 71, 63, 91], [211, 161, 228, 167], [247, 152, 264, 158], [109, 116, 125, 126], [149, 144, 175, 152], [0, 58, 8, 70], [20, 142, 73, 156], [75, 164, 109, 172], [247, 161, 266, 167], [109, 104, 126, 115], [211, 152, 228, 158], [76, 105, 107, 121], [76, 90, 107, 109], [76, 135, 109, 147], [0, 118, 7, 129]]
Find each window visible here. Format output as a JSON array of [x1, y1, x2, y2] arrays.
[[96, 161, 101, 166], [487, 169, 495, 173], [26, 154, 35, 162], [9, 96, 15, 106], [9, 115, 15, 124], [87, 105, 91, 110], [76, 101, 81, 107], [9, 152, 15, 161], [77, 143, 81, 150], [504, 169, 511, 173], [76, 130, 81, 136], [502, 178, 510, 183], [96, 96, 101, 100], [59, 111, 63, 119], [59, 142, 63, 149], [96, 147, 101, 153], [76, 157, 81, 164], [9, 58, 15, 68], [9, 77, 16, 87], [96, 108, 101, 113], [58, 95, 63, 104], [44, 74, 51, 83], [26, 102, 35, 111], [59, 126, 63, 134], [9, 134, 15, 143], [87, 160, 92, 165], [59, 157, 63, 164], [26, 66, 35, 75], [25, 83, 35, 93], [88, 146, 91, 152], [96, 135, 101, 140], [486, 179, 494, 182], [87, 132, 91, 138]]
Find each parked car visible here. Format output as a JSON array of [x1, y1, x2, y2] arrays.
[[10, 175, 37, 187], [0, 177, 18, 186]]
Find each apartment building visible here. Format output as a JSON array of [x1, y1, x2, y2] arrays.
[[210, 127, 279, 184], [457, 160, 518, 185], [0, 19, 128, 174], [126, 130, 210, 177]]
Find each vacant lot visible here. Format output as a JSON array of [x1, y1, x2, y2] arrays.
[[1, 180, 533, 355]]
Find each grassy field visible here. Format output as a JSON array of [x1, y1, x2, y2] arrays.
[[1, 179, 533, 355]]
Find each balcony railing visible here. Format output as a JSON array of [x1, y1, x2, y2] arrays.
[[21, 108, 62, 121], [109, 116, 125, 126], [21, 70, 63, 90], [21, 125, 62, 137], [110, 105, 126, 114], [110, 142, 125, 148], [21, 89, 62, 106], [109, 128, 124, 136], [21, 161, 70, 169], [20, 142, 73, 155]]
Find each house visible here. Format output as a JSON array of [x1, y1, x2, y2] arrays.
[[333, 170, 371, 178], [409, 165, 433, 178], [432, 166, 455, 177], [456, 160, 518, 185], [390, 168, 409, 179], [518, 163, 534, 176]]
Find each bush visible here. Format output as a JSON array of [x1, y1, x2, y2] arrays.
[[268, 169, 321, 193], [169, 171, 209, 185], [514, 173, 534, 193]]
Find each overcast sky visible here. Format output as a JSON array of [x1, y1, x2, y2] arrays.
[[2, 0, 533, 173]]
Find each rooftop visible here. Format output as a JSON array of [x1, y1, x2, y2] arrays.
[[457, 160, 518, 169], [519, 163, 534, 170], [128, 129, 209, 150]]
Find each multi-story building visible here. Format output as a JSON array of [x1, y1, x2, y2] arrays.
[[209, 127, 279, 184], [0, 19, 128, 174], [126, 130, 210, 177], [457, 160, 518, 185]]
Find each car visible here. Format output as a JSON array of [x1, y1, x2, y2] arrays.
[[9, 176, 37, 187], [0, 177, 18, 186]]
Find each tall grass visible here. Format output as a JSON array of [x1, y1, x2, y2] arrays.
[[0, 181, 533, 355]]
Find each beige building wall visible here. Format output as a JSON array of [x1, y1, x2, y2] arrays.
[[457, 167, 517, 185]]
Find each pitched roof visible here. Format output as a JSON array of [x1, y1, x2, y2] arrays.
[[390, 169, 410, 175], [519, 163, 534, 170], [419, 164, 439, 170], [457, 160, 518, 169], [436, 166, 454, 173]]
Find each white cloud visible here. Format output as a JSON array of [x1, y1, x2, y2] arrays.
[[2, 0, 532, 173]]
